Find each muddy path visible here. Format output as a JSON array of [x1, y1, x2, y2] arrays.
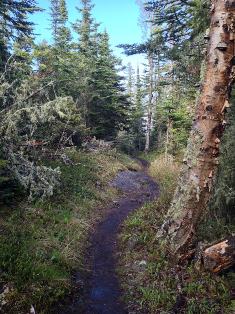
[[60, 160, 159, 314]]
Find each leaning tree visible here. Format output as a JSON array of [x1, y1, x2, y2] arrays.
[[161, 0, 235, 262]]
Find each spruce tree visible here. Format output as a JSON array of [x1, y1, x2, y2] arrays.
[[72, 0, 99, 126], [145, 0, 210, 43], [13, 34, 34, 79], [39, 0, 72, 96], [0, 0, 40, 71], [50, 0, 71, 50], [132, 66, 145, 151], [89, 31, 129, 139], [73, 0, 97, 56], [50, 0, 60, 41]]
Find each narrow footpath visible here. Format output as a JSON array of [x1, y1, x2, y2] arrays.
[[61, 160, 159, 314]]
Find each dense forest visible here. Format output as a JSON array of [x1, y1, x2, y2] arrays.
[[0, 0, 234, 313]]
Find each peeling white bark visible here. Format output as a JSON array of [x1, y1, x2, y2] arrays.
[[162, 0, 235, 254]]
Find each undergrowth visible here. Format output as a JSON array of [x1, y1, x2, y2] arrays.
[[118, 154, 233, 314], [0, 149, 138, 314]]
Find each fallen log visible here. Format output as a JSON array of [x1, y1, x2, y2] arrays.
[[203, 236, 235, 273]]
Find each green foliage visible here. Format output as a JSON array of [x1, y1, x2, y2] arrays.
[[211, 91, 235, 220], [0, 70, 83, 199], [130, 66, 146, 151], [73, 0, 97, 56], [115, 64, 145, 153], [153, 82, 193, 154], [197, 88, 235, 243], [34, 0, 129, 140], [3, 0, 131, 155], [48, 0, 72, 92], [0, 0, 233, 312], [50, 0, 71, 49], [115, 131, 137, 155], [145, 0, 210, 43], [89, 31, 129, 139], [120, 0, 209, 155], [0, 149, 23, 204], [0, 0, 41, 70]]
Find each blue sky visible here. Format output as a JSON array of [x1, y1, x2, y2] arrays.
[[31, 0, 145, 68]]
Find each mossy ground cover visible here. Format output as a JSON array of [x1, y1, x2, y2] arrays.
[[0, 149, 139, 314], [118, 154, 234, 314]]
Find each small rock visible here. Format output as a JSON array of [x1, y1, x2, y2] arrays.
[[133, 260, 148, 272], [139, 260, 147, 267]]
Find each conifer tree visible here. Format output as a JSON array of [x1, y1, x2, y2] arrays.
[[145, 0, 210, 43], [50, 0, 60, 41], [89, 31, 129, 139], [50, 0, 71, 49], [58, 0, 71, 49], [39, 0, 72, 96], [13, 34, 34, 79], [72, 0, 98, 125], [132, 66, 145, 151], [0, 0, 40, 71], [73, 0, 97, 56]]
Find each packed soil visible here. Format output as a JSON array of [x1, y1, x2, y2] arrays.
[[60, 160, 159, 314]]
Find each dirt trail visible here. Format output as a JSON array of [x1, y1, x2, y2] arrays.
[[61, 160, 159, 314]]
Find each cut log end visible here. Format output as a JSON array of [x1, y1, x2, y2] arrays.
[[203, 236, 235, 273]]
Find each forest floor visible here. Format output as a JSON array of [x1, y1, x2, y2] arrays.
[[58, 159, 159, 314]]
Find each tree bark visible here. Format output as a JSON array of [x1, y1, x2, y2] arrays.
[[162, 0, 235, 254], [203, 236, 235, 273]]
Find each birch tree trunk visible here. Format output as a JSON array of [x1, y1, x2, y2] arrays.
[[162, 0, 235, 254]]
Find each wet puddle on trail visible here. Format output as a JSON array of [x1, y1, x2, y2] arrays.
[[111, 170, 156, 193]]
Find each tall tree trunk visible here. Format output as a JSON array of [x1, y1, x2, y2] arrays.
[[165, 118, 172, 161], [145, 53, 154, 152], [145, 107, 152, 152], [162, 0, 235, 254]]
